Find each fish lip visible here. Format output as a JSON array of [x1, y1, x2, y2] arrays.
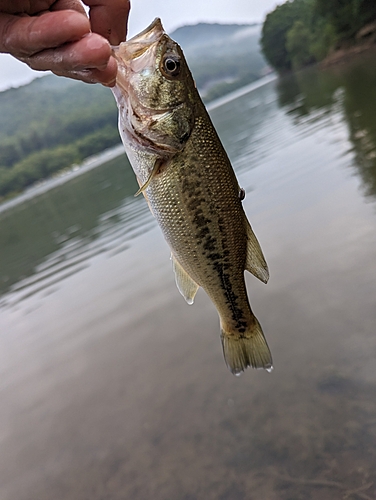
[[127, 18, 165, 44], [111, 18, 165, 62]]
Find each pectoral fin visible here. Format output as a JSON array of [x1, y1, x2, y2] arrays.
[[134, 159, 164, 197], [245, 221, 269, 284], [172, 255, 199, 305]]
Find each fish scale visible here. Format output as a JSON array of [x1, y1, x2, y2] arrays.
[[152, 114, 244, 282], [112, 18, 272, 374]]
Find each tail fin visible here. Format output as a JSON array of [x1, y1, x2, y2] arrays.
[[221, 317, 272, 375]]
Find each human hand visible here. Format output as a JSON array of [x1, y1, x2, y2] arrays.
[[0, 1, 130, 86]]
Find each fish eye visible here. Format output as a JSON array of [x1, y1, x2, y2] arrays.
[[162, 55, 181, 77]]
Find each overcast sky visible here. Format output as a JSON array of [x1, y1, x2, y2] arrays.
[[0, 0, 282, 92]]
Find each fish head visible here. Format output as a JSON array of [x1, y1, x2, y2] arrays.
[[112, 18, 196, 155]]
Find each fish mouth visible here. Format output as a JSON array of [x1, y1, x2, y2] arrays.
[[127, 18, 165, 46], [112, 18, 165, 63]]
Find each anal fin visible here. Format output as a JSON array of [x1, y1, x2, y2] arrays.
[[245, 220, 269, 284], [172, 254, 199, 305]]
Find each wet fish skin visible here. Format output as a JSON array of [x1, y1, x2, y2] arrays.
[[112, 18, 272, 374]]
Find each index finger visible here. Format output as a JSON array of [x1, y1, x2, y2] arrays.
[[83, 0, 130, 45]]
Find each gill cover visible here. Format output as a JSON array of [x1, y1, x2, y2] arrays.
[[112, 18, 195, 153]]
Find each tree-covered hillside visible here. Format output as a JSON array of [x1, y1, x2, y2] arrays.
[[261, 0, 376, 72], [0, 77, 119, 197], [0, 22, 268, 200]]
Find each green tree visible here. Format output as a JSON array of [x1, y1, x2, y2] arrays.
[[0, 137, 21, 167], [310, 19, 337, 60], [315, 0, 376, 38], [261, 2, 298, 71], [262, 0, 376, 72], [261, 0, 316, 71], [286, 20, 315, 68], [75, 125, 119, 158]]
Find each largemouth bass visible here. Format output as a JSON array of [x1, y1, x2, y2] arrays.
[[111, 18, 272, 374]]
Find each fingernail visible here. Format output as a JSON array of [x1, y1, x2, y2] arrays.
[[85, 33, 110, 51], [97, 62, 109, 70], [102, 78, 117, 88]]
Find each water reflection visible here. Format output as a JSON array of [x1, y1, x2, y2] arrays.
[[0, 154, 154, 306], [1, 58, 376, 500], [277, 53, 376, 200]]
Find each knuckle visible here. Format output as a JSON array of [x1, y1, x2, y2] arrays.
[[2, 18, 21, 54]]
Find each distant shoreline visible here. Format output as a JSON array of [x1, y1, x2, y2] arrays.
[[0, 145, 123, 214], [0, 74, 276, 215], [207, 74, 276, 111]]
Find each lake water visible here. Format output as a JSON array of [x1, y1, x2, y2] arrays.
[[1, 56, 376, 499]]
